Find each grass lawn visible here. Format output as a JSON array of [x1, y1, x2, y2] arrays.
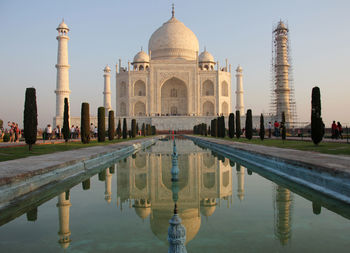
[[205, 136, 350, 156], [0, 137, 146, 162]]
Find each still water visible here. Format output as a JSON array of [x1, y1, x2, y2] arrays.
[[1, 139, 350, 252]]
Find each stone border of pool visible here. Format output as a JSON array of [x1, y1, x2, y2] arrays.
[[0, 137, 161, 208], [186, 135, 350, 204]]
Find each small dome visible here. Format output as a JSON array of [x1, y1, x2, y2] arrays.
[[148, 16, 199, 60], [135, 207, 151, 219], [236, 65, 242, 72], [57, 20, 69, 31], [104, 65, 111, 72], [200, 205, 216, 217], [133, 50, 150, 63], [275, 20, 288, 31], [199, 50, 214, 63]]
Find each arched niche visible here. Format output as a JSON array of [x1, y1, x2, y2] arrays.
[[222, 102, 228, 116], [120, 102, 126, 116], [161, 77, 187, 115], [202, 80, 214, 96], [134, 80, 146, 96], [134, 101, 146, 116], [203, 101, 214, 116], [221, 81, 228, 97], [120, 82, 127, 97]]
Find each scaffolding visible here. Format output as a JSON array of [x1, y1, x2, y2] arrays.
[[270, 21, 298, 127]]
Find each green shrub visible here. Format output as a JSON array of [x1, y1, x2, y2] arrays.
[[245, 109, 252, 140], [235, 110, 241, 139], [259, 113, 265, 141], [311, 86, 325, 145], [131, 119, 136, 138], [98, 107, 105, 142], [3, 133, 10, 142], [81, 102, 90, 144], [122, 118, 127, 139], [116, 118, 121, 139], [108, 110, 115, 141], [62, 98, 70, 142], [23, 87, 38, 150], [228, 113, 235, 138]]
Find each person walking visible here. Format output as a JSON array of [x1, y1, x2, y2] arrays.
[[274, 121, 280, 137], [268, 122, 272, 138], [47, 124, 52, 140], [337, 122, 343, 139], [331, 121, 337, 139], [70, 125, 75, 139], [55, 125, 61, 139]]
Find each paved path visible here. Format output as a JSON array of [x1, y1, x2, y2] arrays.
[[254, 135, 349, 143], [0, 137, 157, 186], [188, 136, 350, 175], [0, 138, 82, 148]]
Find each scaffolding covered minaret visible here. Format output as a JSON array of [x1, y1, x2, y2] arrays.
[[271, 20, 297, 125]]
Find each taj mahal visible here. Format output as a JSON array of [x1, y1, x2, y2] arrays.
[[54, 6, 294, 130]]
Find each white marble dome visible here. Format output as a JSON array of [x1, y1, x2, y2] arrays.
[[57, 20, 69, 30], [133, 50, 150, 63], [148, 16, 199, 60], [199, 50, 214, 63]]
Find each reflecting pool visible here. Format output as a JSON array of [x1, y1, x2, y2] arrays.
[[1, 138, 350, 252]]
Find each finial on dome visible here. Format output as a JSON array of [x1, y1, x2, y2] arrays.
[[204, 46, 207, 52], [172, 3, 175, 18], [141, 46, 143, 51]]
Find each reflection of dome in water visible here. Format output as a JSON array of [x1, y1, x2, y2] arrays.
[[200, 199, 217, 217], [135, 207, 151, 219], [161, 155, 189, 191], [150, 208, 201, 244]]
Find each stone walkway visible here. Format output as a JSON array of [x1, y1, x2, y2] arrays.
[[187, 136, 350, 175]]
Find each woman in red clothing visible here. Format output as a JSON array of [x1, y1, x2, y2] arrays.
[[331, 121, 337, 139]]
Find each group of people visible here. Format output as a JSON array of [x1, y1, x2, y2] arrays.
[[331, 121, 343, 139], [267, 121, 284, 138], [1, 122, 21, 142]]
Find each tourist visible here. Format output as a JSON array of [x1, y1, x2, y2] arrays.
[[46, 124, 52, 140], [75, 126, 80, 139], [70, 125, 75, 139], [337, 122, 343, 139], [55, 125, 61, 139], [274, 121, 279, 137], [268, 122, 272, 138], [94, 126, 98, 138], [8, 122, 15, 142], [331, 121, 337, 139], [14, 123, 20, 142], [90, 123, 95, 138]]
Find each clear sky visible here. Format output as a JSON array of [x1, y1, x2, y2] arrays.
[[1, 0, 349, 128]]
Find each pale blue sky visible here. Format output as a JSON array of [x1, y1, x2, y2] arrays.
[[1, 0, 349, 128]]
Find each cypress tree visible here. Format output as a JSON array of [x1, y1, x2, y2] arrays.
[[98, 170, 106, 181], [108, 110, 115, 141], [26, 207, 38, 222], [122, 118, 127, 139], [281, 111, 286, 141], [212, 118, 218, 137], [80, 102, 90, 144], [131, 119, 136, 138], [97, 107, 105, 142], [259, 113, 265, 141], [245, 109, 252, 140], [151, 125, 156, 135], [235, 110, 241, 139], [62, 97, 70, 142], [311, 86, 325, 145], [136, 123, 139, 136], [116, 118, 121, 139], [228, 113, 235, 138], [208, 126, 211, 136], [141, 123, 145, 136], [217, 117, 222, 137], [147, 124, 152, 135], [23, 87, 37, 151], [221, 116, 226, 138]]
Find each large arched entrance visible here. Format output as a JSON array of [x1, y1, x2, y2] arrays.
[[161, 77, 187, 115]]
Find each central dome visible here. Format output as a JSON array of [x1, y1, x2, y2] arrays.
[[148, 16, 199, 60]]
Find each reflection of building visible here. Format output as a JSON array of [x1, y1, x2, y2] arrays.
[[105, 167, 113, 203], [116, 140, 232, 244], [236, 165, 245, 201], [57, 191, 71, 249], [274, 186, 293, 245]]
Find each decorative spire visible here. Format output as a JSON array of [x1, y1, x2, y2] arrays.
[[172, 3, 175, 18], [171, 137, 179, 181], [141, 46, 143, 51]]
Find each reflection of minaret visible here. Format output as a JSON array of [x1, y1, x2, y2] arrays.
[[105, 168, 112, 203], [274, 186, 293, 245], [57, 191, 71, 249], [237, 165, 245, 201]]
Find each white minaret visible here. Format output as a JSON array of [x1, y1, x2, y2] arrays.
[[274, 21, 291, 123], [54, 20, 71, 126], [103, 65, 112, 116], [235, 65, 244, 116], [57, 191, 71, 249]]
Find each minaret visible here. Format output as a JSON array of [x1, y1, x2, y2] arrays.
[[105, 168, 112, 203], [57, 191, 71, 249], [235, 65, 244, 116], [274, 21, 291, 123], [171, 137, 179, 181], [274, 186, 293, 245], [54, 20, 71, 126], [236, 165, 245, 201], [103, 65, 112, 116]]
